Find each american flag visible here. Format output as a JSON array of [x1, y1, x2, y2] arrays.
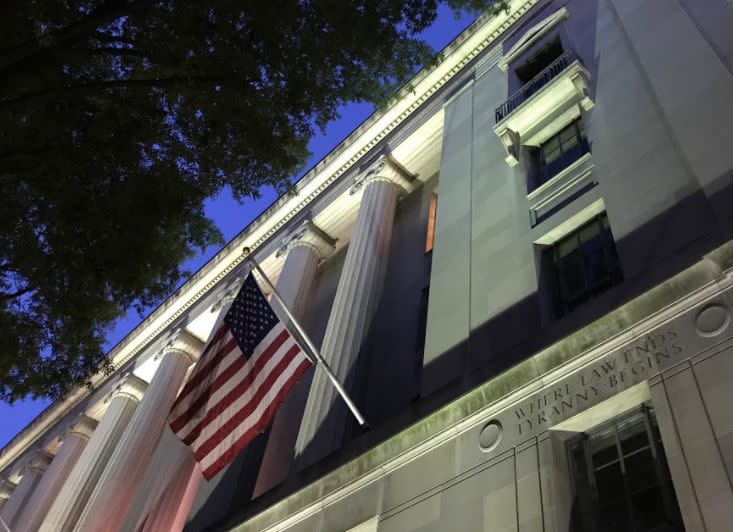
[[168, 273, 312, 480]]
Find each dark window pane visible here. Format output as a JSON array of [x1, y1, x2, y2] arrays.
[[594, 462, 625, 505], [591, 429, 618, 469], [538, 119, 590, 182], [568, 408, 684, 532], [626, 449, 658, 493], [632, 486, 669, 530], [546, 214, 622, 316], [618, 416, 649, 455], [581, 235, 608, 288], [598, 500, 630, 532], [558, 249, 587, 301]]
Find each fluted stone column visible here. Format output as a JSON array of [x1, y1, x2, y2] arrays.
[[40, 374, 146, 532], [15, 415, 97, 532], [0, 478, 16, 514], [253, 220, 335, 497], [75, 330, 204, 531], [0, 451, 51, 528], [294, 156, 413, 466]]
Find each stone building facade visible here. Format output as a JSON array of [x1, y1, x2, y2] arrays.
[[2, 0, 733, 530]]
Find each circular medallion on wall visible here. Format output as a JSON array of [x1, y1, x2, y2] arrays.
[[694, 303, 731, 337], [478, 420, 502, 452]]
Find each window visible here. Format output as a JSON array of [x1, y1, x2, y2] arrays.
[[539, 120, 589, 184], [568, 406, 683, 532], [515, 37, 564, 85], [545, 213, 622, 316], [425, 192, 437, 253]]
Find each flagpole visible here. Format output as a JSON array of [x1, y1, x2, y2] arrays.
[[242, 247, 367, 427]]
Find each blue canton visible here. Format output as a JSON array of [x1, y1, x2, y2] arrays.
[[224, 274, 280, 358]]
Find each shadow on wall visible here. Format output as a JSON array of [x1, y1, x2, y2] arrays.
[[204, 169, 733, 532]]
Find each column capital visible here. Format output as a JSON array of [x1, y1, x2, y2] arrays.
[[275, 219, 336, 260], [156, 329, 205, 364], [211, 276, 244, 313], [22, 451, 52, 475], [0, 478, 17, 499], [66, 414, 98, 441], [350, 155, 415, 196], [108, 373, 148, 403]]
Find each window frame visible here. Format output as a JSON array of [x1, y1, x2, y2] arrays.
[[566, 405, 683, 532], [538, 119, 589, 185], [546, 212, 622, 316]]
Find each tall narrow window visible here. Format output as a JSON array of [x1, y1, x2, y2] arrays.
[[425, 192, 438, 253], [568, 406, 683, 532], [545, 212, 622, 316]]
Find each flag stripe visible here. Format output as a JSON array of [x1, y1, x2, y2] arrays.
[[168, 273, 314, 481], [192, 343, 303, 459], [183, 334, 297, 446], [171, 329, 236, 410], [200, 357, 311, 479], [171, 323, 286, 427]]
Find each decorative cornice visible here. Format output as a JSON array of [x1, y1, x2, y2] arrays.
[[0, 0, 541, 476], [275, 220, 336, 260]]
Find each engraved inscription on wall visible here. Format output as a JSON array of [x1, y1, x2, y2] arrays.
[[512, 329, 682, 436]]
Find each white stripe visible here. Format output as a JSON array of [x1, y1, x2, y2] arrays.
[[171, 323, 285, 426], [177, 328, 296, 443], [191, 337, 304, 451], [169, 329, 237, 420], [198, 351, 309, 471]]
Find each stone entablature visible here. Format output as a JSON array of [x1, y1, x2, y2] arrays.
[[228, 240, 733, 532]]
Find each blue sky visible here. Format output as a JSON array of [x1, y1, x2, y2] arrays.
[[0, 6, 476, 450]]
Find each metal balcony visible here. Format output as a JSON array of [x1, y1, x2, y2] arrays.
[[495, 50, 579, 123]]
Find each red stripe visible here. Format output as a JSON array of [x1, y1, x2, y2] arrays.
[[171, 324, 230, 410], [193, 344, 303, 460], [171, 330, 238, 411], [200, 357, 311, 480], [170, 345, 246, 433], [178, 330, 291, 444]]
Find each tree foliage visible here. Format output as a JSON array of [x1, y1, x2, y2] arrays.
[[0, 0, 507, 402]]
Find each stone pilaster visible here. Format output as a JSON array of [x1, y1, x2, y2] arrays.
[[253, 220, 335, 496], [294, 156, 413, 466], [15, 414, 97, 532], [39, 373, 146, 532], [75, 330, 204, 531], [0, 451, 51, 528]]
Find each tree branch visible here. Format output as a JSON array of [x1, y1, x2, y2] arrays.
[[0, 76, 242, 108], [0, 0, 133, 77], [0, 284, 36, 300]]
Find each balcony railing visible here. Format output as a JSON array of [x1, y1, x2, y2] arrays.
[[539, 137, 590, 185], [495, 50, 579, 123]]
